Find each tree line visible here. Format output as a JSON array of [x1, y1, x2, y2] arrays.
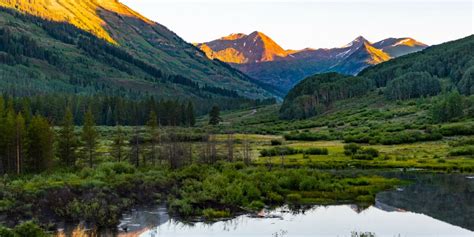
[[0, 101, 251, 175], [2, 94, 197, 126]]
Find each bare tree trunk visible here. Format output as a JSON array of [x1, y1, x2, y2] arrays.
[[227, 134, 234, 162]]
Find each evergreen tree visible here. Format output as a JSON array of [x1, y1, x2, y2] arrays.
[[187, 102, 196, 127], [57, 108, 79, 168], [111, 125, 126, 162], [25, 116, 54, 173], [81, 108, 98, 168], [208, 106, 222, 125]]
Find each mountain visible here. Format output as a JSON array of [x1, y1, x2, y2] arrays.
[[198, 33, 428, 93], [373, 37, 428, 57], [197, 31, 289, 64], [280, 35, 473, 120], [0, 0, 275, 106]]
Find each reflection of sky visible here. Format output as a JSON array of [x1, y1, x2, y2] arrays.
[[140, 205, 473, 237], [119, 0, 472, 49]]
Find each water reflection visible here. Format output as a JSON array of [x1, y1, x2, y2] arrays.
[[141, 205, 473, 237], [57, 206, 168, 237], [57, 174, 474, 237], [377, 173, 474, 231]]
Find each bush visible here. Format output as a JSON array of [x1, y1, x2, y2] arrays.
[[286, 193, 302, 203], [362, 148, 380, 158], [270, 139, 283, 146], [449, 146, 474, 156], [379, 131, 442, 145], [344, 143, 361, 156], [203, 208, 231, 219], [248, 200, 265, 211], [260, 146, 299, 157], [439, 124, 474, 136]]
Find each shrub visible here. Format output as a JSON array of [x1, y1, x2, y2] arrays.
[[260, 147, 299, 157], [286, 193, 302, 203], [203, 208, 231, 219], [379, 131, 442, 145], [248, 200, 265, 211], [439, 124, 474, 136], [270, 139, 283, 146], [362, 148, 380, 158], [449, 146, 474, 156], [304, 148, 329, 155], [13, 221, 48, 237], [344, 143, 361, 156]]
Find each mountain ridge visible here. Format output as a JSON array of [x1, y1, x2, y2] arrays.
[[198, 32, 428, 92]]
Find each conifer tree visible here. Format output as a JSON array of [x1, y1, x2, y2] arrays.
[[81, 108, 98, 168], [26, 116, 54, 173], [187, 102, 196, 127], [111, 124, 126, 162], [57, 108, 79, 168], [208, 106, 222, 125]]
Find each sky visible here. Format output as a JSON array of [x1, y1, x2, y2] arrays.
[[120, 0, 473, 50]]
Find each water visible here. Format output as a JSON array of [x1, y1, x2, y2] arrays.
[[141, 205, 473, 237], [58, 173, 474, 237]]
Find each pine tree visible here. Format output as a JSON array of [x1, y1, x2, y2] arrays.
[[187, 102, 196, 127], [208, 106, 222, 125], [57, 108, 79, 168], [26, 116, 54, 173], [111, 125, 126, 162], [81, 108, 98, 168]]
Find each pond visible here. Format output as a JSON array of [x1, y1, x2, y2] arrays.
[[57, 173, 474, 237]]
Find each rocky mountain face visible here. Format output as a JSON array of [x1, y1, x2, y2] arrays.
[[198, 33, 428, 92]]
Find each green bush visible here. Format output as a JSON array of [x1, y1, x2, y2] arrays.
[[270, 139, 283, 146], [260, 147, 299, 157], [449, 146, 474, 156], [440, 124, 474, 136], [203, 208, 231, 219], [286, 193, 302, 203], [304, 148, 329, 155], [344, 143, 361, 156]]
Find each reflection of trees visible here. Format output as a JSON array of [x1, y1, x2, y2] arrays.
[[377, 173, 474, 231]]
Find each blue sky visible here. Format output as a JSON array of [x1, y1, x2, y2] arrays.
[[120, 0, 473, 49]]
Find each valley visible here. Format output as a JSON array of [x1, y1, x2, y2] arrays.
[[0, 0, 472, 236]]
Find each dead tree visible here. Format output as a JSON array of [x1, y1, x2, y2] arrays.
[[243, 137, 251, 165], [226, 134, 234, 162]]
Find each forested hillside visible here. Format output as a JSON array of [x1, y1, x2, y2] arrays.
[[0, 7, 275, 115], [280, 35, 474, 119]]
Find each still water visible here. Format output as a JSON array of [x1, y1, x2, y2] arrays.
[[58, 173, 474, 237]]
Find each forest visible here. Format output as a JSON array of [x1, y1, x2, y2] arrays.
[[280, 35, 473, 120]]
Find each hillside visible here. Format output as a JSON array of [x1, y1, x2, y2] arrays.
[[280, 35, 473, 120], [198, 33, 427, 93], [0, 0, 274, 102]]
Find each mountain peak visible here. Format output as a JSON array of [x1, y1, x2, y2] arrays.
[[197, 31, 288, 64], [342, 36, 370, 48]]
